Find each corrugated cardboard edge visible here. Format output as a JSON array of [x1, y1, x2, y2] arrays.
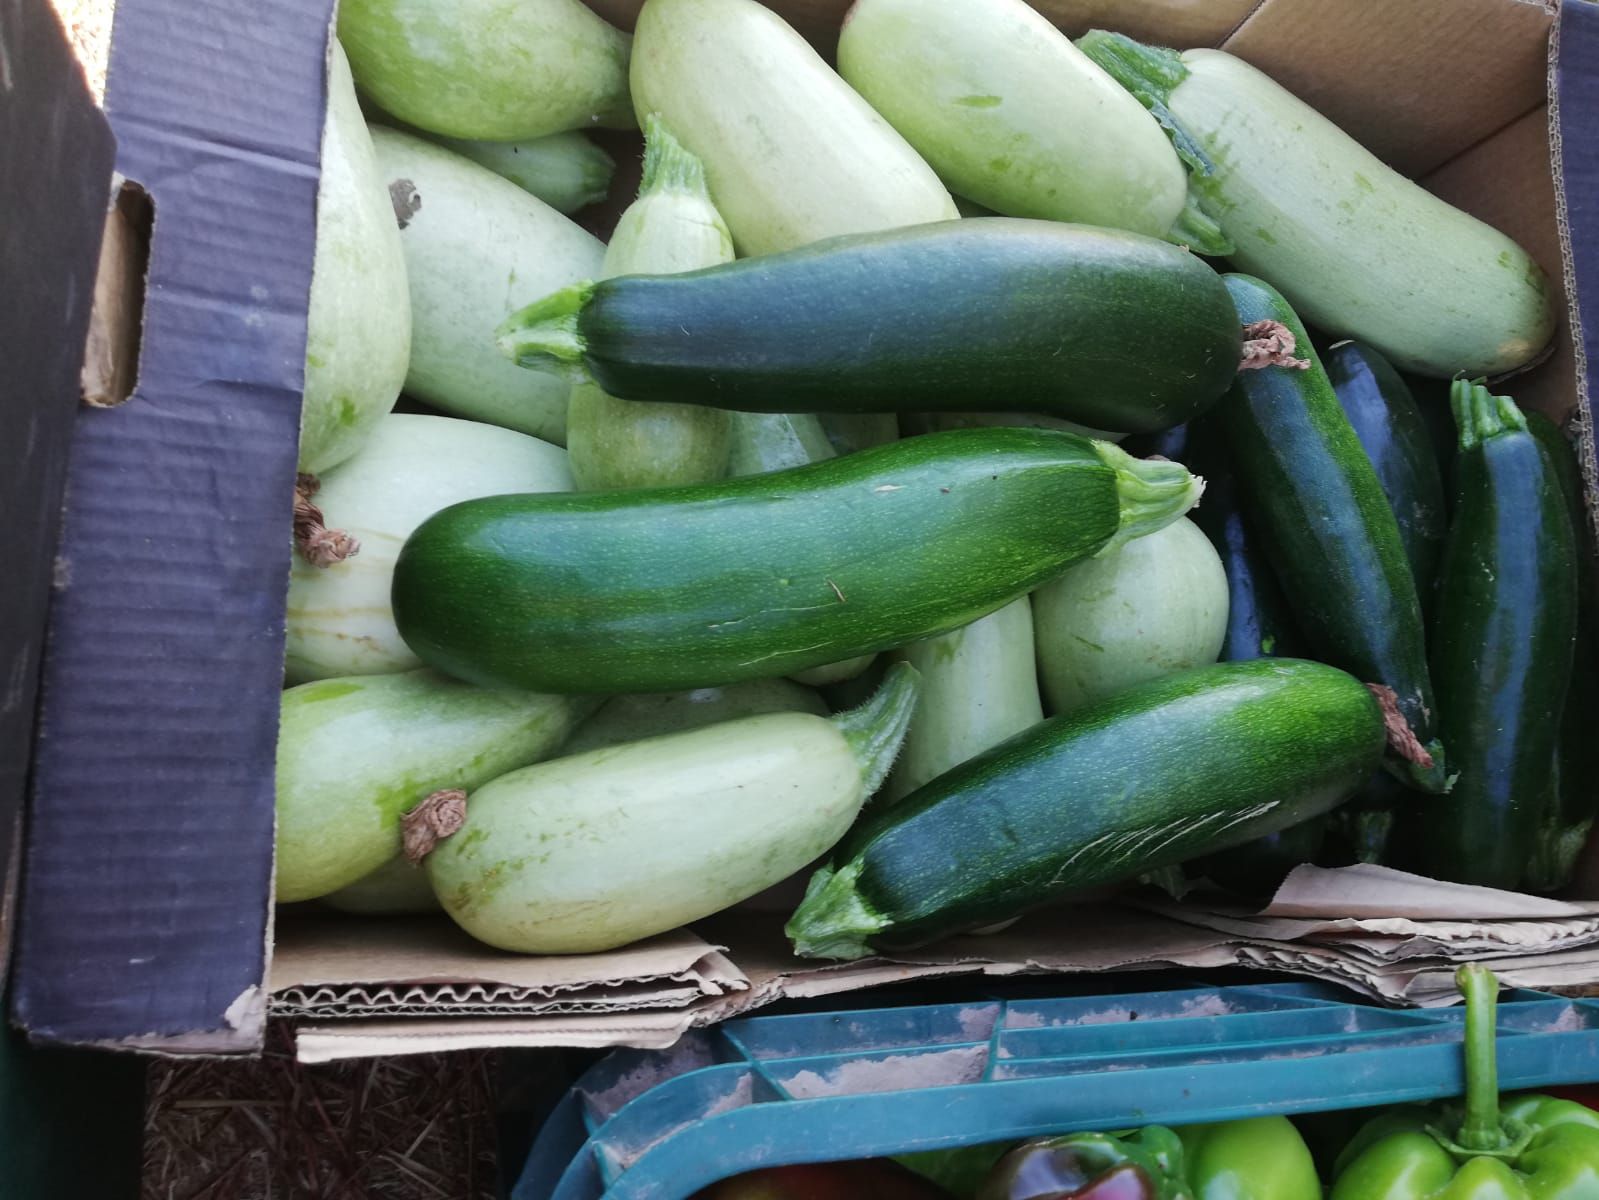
[[296, 1011, 702, 1064], [290, 906, 1241, 1060], [1549, 4, 1599, 537]]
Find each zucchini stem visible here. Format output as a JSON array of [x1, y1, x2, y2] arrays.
[[1094, 441, 1204, 557], [833, 661, 922, 797], [1075, 31, 1201, 168], [1169, 194, 1234, 257], [401, 789, 468, 864], [1451, 378, 1527, 452], [639, 112, 709, 197], [1076, 29, 1230, 251], [496, 281, 596, 367], [785, 861, 883, 960], [1239, 320, 1310, 371], [1364, 683, 1435, 769], [293, 472, 359, 567]]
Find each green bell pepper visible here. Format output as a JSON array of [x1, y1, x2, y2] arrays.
[[1331, 964, 1599, 1200], [980, 1117, 1318, 1200], [1178, 1117, 1322, 1200]]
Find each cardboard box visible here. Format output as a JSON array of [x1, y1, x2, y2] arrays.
[[11, 0, 1599, 1057]]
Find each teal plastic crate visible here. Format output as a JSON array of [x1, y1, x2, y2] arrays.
[[513, 979, 1599, 1200]]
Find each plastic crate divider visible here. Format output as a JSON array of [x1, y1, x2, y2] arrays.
[[720, 1000, 1003, 1060], [991, 1022, 1467, 1080], [589, 1061, 783, 1183], [1424, 997, 1599, 1034], [996, 982, 1342, 1037], [996, 1002, 1440, 1062]]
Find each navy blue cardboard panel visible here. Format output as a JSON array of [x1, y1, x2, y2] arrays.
[[0, 0, 116, 983], [1558, 0, 1599, 443], [11, 0, 334, 1050]]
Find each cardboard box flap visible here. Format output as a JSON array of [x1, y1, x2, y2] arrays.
[[11, 0, 335, 1051], [1224, 0, 1553, 177], [1261, 863, 1599, 921], [290, 879, 1599, 1059], [294, 1010, 703, 1064], [268, 916, 745, 1018], [0, 0, 117, 992]]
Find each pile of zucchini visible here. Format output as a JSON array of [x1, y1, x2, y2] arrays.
[[276, 0, 1588, 962]]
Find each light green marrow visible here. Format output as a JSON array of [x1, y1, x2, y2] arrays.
[[274, 671, 593, 903], [727, 411, 837, 478], [338, 0, 635, 141], [629, 0, 958, 257], [1033, 517, 1228, 713], [567, 117, 735, 491], [885, 597, 1043, 802], [371, 128, 603, 444], [323, 855, 440, 916], [837, 0, 1214, 249], [299, 41, 411, 475], [1078, 33, 1555, 377], [285, 414, 571, 683], [426, 130, 616, 215], [562, 678, 828, 756], [426, 663, 922, 954]]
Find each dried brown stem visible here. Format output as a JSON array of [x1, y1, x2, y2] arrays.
[[294, 473, 359, 568], [1239, 319, 1311, 371], [1365, 683, 1435, 769], [402, 789, 468, 864]]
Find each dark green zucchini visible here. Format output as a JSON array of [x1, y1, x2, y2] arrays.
[[1525, 412, 1595, 891], [1121, 423, 1194, 463], [1323, 770, 1406, 867], [1183, 426, 1304, 663], [498, 218, 1244, 435], [1198, 818, 1326, 898], [1219, 274, 1447, 792], [392, 427, 1201, 694], [1405, 381, 1577, 890], [787, 659, 1384, 958], [1183, 423, 1325, 884], [1399, 371, 1463, 492], [1324, 342, 1447, 610]]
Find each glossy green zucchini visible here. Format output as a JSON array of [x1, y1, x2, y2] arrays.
[[1220, 274, 1446, 792], [1409, 382, 1577, 889], [392, 427, 1201, 694], [787, 659, 1384, 958], [1324, 341, 1447, 611], [499, 218, 1244, 435]]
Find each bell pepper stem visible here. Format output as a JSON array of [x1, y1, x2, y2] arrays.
[[1457, 963, 1506, 1152]]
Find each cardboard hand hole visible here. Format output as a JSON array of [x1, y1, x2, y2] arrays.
[[79, 176, 151, 408]]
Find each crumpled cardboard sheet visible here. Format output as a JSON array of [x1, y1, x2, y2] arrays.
[[290, 868, 1599, 1061]]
